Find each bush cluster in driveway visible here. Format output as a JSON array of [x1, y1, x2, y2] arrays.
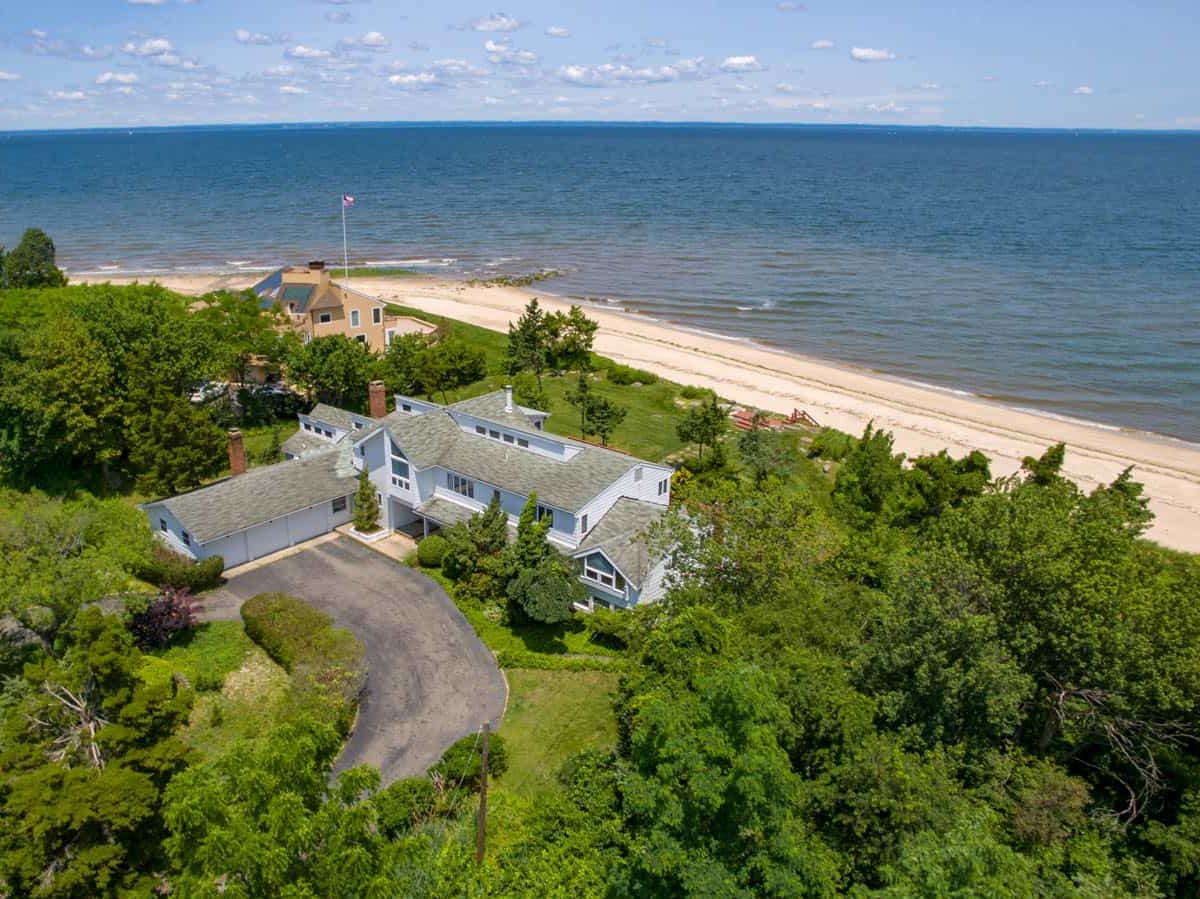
[[241, 592, 367, 734]]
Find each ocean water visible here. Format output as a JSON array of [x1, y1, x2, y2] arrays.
[[1, 123, 1198, 442]]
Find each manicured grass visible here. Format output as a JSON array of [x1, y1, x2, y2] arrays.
[[417, 566, 618, 658], [239, 422, 299, 470], [340, 267, 420, 279], [385, 302, 690, 462], [498, 668, 620, 798]]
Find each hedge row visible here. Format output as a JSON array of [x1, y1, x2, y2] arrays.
[[605, 363, 659, 386], [241, 592, 367, 734], [494, 649, 628, 673], [134, 547, 224, 592]]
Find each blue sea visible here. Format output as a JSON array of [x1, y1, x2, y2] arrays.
[[2, 123, 1198, 442]]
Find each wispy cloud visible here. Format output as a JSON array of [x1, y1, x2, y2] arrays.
[[339, 31, 390, 51], [866, 100, 908, 113], [485, 40, 537, 65], [850, 46, 895, 62], [810, 39, 834, 50], [1072, 85, 1094, 95], [96, 71, 139, 84], [776, 1, 805, 10], [720, 55, 766, 73], [280, 85, 308, 95], [50, 89, 89, 101], [470, 13, 521, 33], [286, 45, 333, 60], [122, 37, 174, 57], [235, 29, 288, 46], [325, 11, 352, 24], [409, 41, 430, 51], [127, 0, 165, 5], [545, 26, 570, 38], [0, 71, 21, 82], [1033, 79, 1053, 89], [558, 57, 705, 87]]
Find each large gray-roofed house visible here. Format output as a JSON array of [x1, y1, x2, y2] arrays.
[[146, 384, 675, 609]]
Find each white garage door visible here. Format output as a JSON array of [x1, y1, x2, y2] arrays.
[[246, 518, 291, 560], [289, 504, 329, 543]]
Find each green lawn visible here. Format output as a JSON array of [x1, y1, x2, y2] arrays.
[[238, 421, 299, 471], [139, 620, 291, 758], [385, 302, 690, 462], [498, 668, 620, 798]]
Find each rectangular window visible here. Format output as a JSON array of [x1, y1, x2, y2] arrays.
[[517, 437, 529, 448], [583, 553, 617, 589], [159, 518, 167, 533], [581, 514, 588, 533], [634, 466, 643, 482], [658, 478, 670, 496], [350, 309, 360, 327], [324, 429, 334, 438], [401, 403, 412, 413], [355, 335, 367, 344], [448, 473, 474, 499], [489, 429, 500, 440], [475, 425, 486, 435], [181, 531, 191, 547], [492, 489, 501, 503], [502, 433, 515, 444], [332, 496, 347, 513], [303, 423, 311, 431], [318, 312, 333, 324], [372, 307, 382, 324], [535, 504, 553, 527]]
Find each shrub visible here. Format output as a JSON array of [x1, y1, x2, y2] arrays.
[[376, 778, 441, 837], [134, 546, 225, 592], [431, 731, 508, 790], [808, 427, 856, 462], [494, 650, 628, 673], [679, 384, 716, 401], [507, 559, 585, 625], [417, 535, 448, 568], [606, 363, 658, 386], [127, 587, 202, 649], [241, 593, 366, 734]]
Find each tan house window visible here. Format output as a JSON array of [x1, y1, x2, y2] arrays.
[[372, 307, 382, 324], [351, 309, 360, 327], [318, 312, 332, 324]]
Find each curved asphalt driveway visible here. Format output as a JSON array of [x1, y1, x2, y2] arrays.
[[204, 536, 506, 785]]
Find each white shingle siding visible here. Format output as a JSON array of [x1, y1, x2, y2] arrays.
[[576, 463, 672, 539], [297, 414, 348, 443], [449, 411, 576, 461], [393, 394, 441, 417]]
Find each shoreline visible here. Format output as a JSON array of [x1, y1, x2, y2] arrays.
[[89, 270, 1200, 554]]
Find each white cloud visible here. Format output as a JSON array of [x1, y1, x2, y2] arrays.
[[1033, 79, 1053, 89], [122, 37, 175, 57], [917, 81, 940, 90], [280, 84, 309, 95], [50, 90, 88, 101], [235, 29, 287, 46], [810, 39, 834, 50], [340, 31, 390, 51], [545, 26, 570, 38], [1072, 85, 1094, 95], [150, 53, 201, 69], [115, 86, 136, 95], [264, 64, 295, 77], [486, 40, 537, 65], [850, 46, 895, 62], [777, 1, 804, 10], [96, 71, 139, 84], [325, 11, 352, 23], [0, 71, 21, 81], [558, 57, 705, 87], [866, 100, 908, 113], [409, 41, 430, 51], [80, 45, 113, 60], [286, 45, 332, 60], [388, 72, 439, 88], [774, 82, 803, 94], [128, 0, 165, 5], [720, 55, 765, 73], [471, 13, 521, 32], [483, 95, 503, 104]]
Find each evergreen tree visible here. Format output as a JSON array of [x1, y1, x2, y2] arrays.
[[506, 298, 549, 388], [566, 371, 593, 434], [545, 305, 598, 372], [127, 389, 225, 496], [588, 395, 626, 447], [506, 493, 553, 576], [353, 466, 380, 532], [1, 228, 66, 289], [507, 557, 585, 624], [676, 395, 727, 462]]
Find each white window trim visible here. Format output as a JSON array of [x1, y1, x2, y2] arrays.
[[582, 554, 626, 592], [318, 311, 333, 324], [372, 307, 382, 324], [350, 309, 360, 327]]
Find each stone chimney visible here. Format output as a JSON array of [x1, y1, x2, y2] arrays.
[[369, 380, 387, 419], [504, 384, 513, 412], [228, 429, 246, 476]]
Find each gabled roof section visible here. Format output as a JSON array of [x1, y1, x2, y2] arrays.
[[306, 404, 358, 432], [147, 446, 357, 544], [449, 390, 548, 433], [573, 498, 667, 586], [281, 430, 332, 459]]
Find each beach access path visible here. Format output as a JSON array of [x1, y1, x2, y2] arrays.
[[100, 272, 1200, 554]]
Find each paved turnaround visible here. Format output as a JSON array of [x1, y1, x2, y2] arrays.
[[205, 536, 507, 784]]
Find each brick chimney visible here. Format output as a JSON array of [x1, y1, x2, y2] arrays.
[[504, 384, 513, 412], [228, 429, 246, 476], [369, 380, 387, 419]]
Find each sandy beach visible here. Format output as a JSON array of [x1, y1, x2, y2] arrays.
[[98, 271, 1200, 554]]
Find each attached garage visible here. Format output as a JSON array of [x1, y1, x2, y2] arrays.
[[144, 447, 357, 571]]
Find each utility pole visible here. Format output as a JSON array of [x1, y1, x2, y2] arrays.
[[475, 722, 490, 866]]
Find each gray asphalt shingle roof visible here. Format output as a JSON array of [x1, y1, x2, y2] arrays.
[[413, 496, 478, 529], [307, 404, 359, 433], [573, 497, 667, 586], [384, 407, 640, 512], [281, 430, 334, 459], [448, 392, 548, 435], [150, 446, 357, 544]]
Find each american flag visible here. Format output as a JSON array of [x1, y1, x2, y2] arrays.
[[342, 194, 355, 208]]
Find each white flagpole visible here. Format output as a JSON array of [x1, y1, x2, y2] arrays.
[[341, 197, 349, 286]]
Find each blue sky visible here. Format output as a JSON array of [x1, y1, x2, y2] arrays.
[[1, 1, 1197, 130]]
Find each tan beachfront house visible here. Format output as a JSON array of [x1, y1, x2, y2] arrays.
[[253, 261, 435, 353]]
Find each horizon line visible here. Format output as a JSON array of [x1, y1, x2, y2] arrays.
[[3, 118, 1199, 138]]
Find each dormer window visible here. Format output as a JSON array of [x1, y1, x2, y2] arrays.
[[318, 312, 332, 324], [535, 504, 553, 526]]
